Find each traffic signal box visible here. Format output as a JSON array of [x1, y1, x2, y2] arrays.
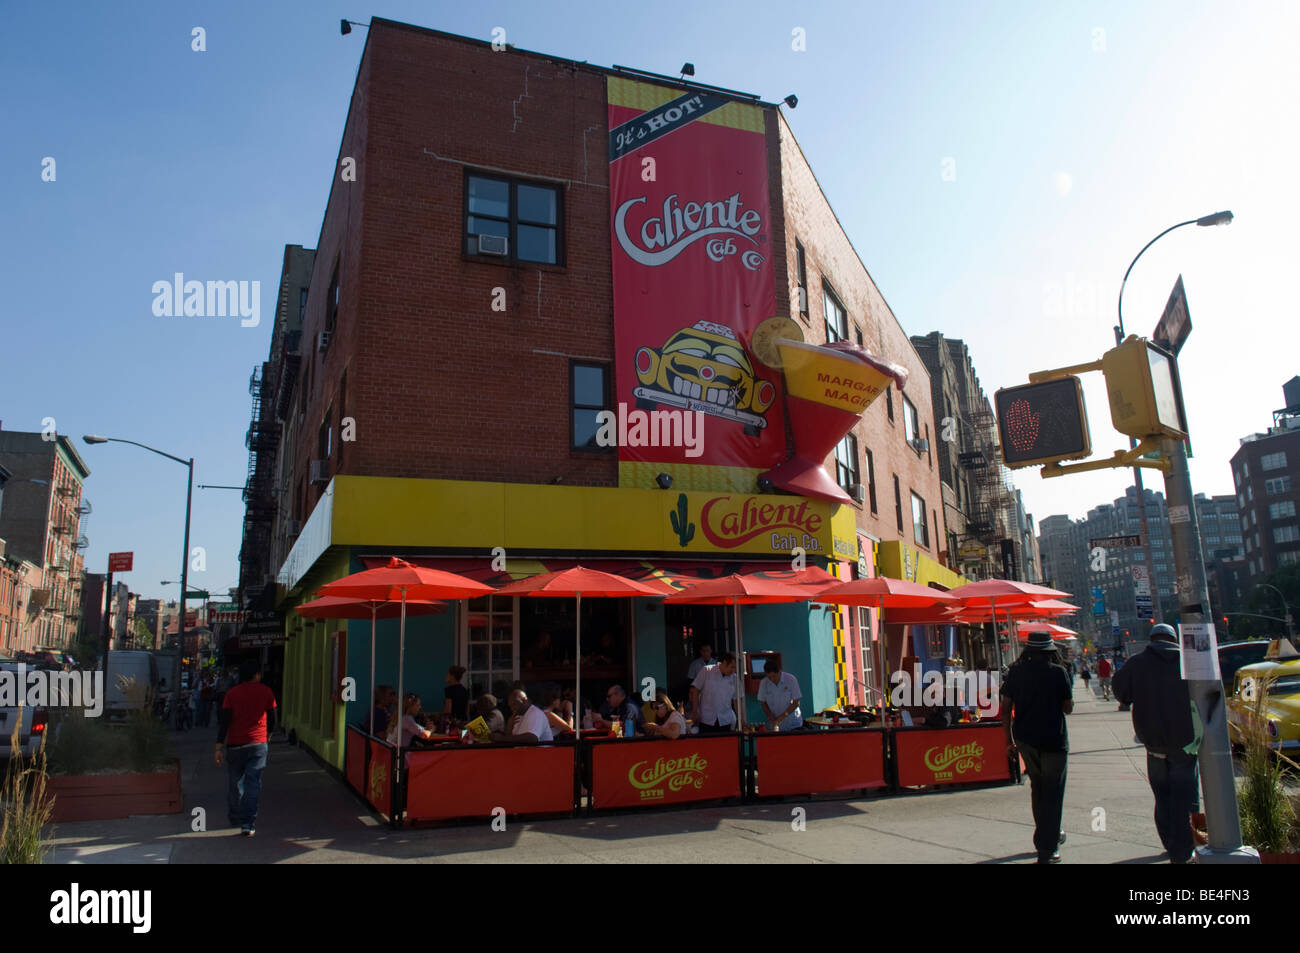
[[995, 377, 1091, 469], [995, 335, 1187, 474], [1100, 335, 1187, 439]]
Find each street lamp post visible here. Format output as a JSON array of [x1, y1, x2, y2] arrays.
[[1115, 212, 1232, 633], [1115, 210, 1251, 861], [1252, 583, 1295, 640], [83, 436, 194, 705]]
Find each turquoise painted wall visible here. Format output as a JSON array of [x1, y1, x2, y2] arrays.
[[634, 597, 668, 701], [737, 602, 832, 723], [344, 609, 456, 727]]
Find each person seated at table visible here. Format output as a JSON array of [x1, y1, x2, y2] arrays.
[[642, 690, 688, 739], [442, 666, 469, 723], [472, 693, 505, 734], [491, 689, 554, 744], [387, 693, 435, 748], [362, 684, 394, 736], [757, 657, 803, 732], [540, 688, 573, 735], [593, 684, 643, 731]]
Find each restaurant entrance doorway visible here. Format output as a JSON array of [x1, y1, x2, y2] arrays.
[[664, 603, 734, 702]]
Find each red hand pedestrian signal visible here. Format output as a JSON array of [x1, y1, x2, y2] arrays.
[[1005, 399, 1040, 453], [995, 377, 1091, 469]]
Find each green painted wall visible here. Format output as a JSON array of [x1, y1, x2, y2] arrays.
[[735, 602, 833, 723]]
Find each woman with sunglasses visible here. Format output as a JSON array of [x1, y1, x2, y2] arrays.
[[642, 690, 688, 739]]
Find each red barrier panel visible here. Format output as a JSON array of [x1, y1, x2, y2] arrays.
[[367, 738, 393, 813], [753, 729, 887, 796], [404, 745, 575, 822], [345, 727, 366, 794], [894, 724, 1011, 787], [590, 736, 741, 810]]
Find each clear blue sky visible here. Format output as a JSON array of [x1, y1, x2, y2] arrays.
[[3, 0, 1296, 600]]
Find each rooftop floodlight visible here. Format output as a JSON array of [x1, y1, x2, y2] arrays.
[[680, 63, 695, 77], [340, 19, 352, 35], [784, 94, 798, 109]]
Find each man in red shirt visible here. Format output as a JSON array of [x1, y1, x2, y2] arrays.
[[215, 659, 278, 836], [1097, 655, 1113, 700]]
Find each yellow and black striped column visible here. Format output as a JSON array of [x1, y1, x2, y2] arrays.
[[829, 562, 847, 707]]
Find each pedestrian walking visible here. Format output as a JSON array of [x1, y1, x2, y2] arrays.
[[215, 658, 278, 837], [1000, 630, 1074, 863], [1097, 655, 1113, 700], [1079, 660, 1092, 694], [1112, 624, 1204, 864]]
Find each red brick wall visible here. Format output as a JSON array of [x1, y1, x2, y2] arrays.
[[775, 112, 946, 557], [292, 21, 617, 527], [288, 22, 944, 557]]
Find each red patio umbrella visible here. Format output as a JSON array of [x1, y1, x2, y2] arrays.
[[295, 595, 446, 737], [1012, 622, 1079, 640], [948, 580, 1070, 664], [317, 558, 494, 792], [812, 578, 960, 710], [663, 574, 812, 730], [491, 567, 665, 734]]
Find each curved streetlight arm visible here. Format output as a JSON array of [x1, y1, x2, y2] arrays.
[[1252, 583, 1294, 638], [1116, 219, 1198, 338], [1115, 210, 1233, 338], [86, 435, 189, 468]]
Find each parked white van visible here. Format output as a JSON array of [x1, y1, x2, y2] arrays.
[[105, 651, 158, 721]]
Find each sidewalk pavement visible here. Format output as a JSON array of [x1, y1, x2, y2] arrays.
[[45, 680, 1180, 864]]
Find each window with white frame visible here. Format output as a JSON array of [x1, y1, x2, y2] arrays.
[[1274, 525, 1300, 544], [835, 432, 859, 493], [911, 491, 929, 547], [464, 595, 517, 700], [823, 285, 848, 343], [1266, 476, 1293, 495], [1269, 501, 1296, 521], [1262, 451, 1288, 471]]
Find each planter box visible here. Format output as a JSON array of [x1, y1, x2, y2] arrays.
[[47, 760, 182, 823], [1260, 851, 1300, 864]]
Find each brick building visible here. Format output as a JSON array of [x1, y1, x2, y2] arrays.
[[0, 431, 90, 653], [244, 19, 958, 768]]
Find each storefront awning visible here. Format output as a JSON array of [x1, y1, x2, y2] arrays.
[[355, 556, 837, 597]]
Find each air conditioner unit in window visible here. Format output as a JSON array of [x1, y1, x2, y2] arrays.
[[476, 234, 508, 256], [309, 460, 330, 485], [849, 483, 867, 504], [914, 437, 930, 453], [317, 331, 331, 352]]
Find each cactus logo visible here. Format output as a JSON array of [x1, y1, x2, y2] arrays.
[[669, 493, 696, 547]]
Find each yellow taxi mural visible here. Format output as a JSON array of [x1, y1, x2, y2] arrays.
[[634, 320, 776, 434]]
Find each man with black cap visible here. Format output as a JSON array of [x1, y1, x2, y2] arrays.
[[1000, 630, 1073, 863], [1113, 623, 1203, 864]]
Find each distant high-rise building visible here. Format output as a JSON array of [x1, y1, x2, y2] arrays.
[[1231, 376, 1300, 591]]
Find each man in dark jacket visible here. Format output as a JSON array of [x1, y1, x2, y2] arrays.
[[1001, 631, 1074, 863], [1113, 624, 1203, 864]]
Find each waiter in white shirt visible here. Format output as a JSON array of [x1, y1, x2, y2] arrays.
[[690, 651, 740, 733], [492, 689, 554, 744], [757, 657, 802, 731]]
